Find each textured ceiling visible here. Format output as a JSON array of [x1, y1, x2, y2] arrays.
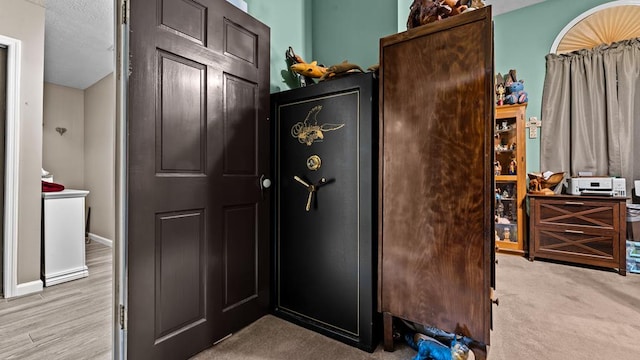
[[44, 0, 114, 90], [38, 0, 544, 90], [24, 0, 46, 6], [484, 0, 548, 16]]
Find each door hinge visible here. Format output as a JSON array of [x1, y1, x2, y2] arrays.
[[119, 304, 126, 330], [121, 0, 128, 25]]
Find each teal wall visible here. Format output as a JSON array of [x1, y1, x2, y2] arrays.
[[398, 0, 412, 32], [249, 0, 402, 92], [249, 0, 620, 171], [246, 0, 312, 92], [310, 0, 398, 70], [493, 0, 613, 173]]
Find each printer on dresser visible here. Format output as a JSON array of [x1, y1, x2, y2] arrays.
[[566, 177, 626, 197]]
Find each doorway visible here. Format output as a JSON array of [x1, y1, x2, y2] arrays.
[[0, 32, 20, 300], [0, 45, 6, 297], [39, 0, 115, 357], [0, 0, 115, 357]]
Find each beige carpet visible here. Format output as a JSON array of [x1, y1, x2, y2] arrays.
[[193, 255, 640, 360], [490, 254, 640, 360], [192, 315, 416, 360]]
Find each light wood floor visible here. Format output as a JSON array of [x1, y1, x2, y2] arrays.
[[0, 241, 112, 360]]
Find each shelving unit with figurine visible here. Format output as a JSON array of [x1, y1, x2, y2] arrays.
[[494, 69, 528, 255]]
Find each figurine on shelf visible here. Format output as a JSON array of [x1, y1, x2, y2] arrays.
[[285, 46, 317, 87], [496, 201, 504, 218], [496, 83, 505, 106], [529, 178, 542, 192], [510, 142, 516, 151], [503, 227, 511, 241], [319, 60, 365, 81], [407, 0, 474, 29], [508, 158, 517, 175], [494, 160, 502, 176]]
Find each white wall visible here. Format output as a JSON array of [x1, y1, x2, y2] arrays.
[[42, 83, 85, 189], [42, 74, 116, 242], [0, 0, 45, 285], [84, 73, 115, 241]]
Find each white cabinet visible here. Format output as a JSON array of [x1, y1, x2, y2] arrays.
[[42, 189, 90, 286]]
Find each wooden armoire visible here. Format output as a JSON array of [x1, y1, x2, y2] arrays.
[[378, 7, 495, 359]]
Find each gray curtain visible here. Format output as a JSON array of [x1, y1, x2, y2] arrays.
[[540, 38, 640, 195]]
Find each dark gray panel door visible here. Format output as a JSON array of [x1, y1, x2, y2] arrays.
[[127, 0, 270, 358]]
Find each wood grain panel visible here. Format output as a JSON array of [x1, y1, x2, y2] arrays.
[[224, 18, 257, 66], [223, 74, 257, 175], [379, 7, 493, 347], [538, 201, 617, 229], [157, 50, 206, 174], [155, 210, 205, 341], [160, 0, 207, 45], [223, 205, 257, 311], [537, 228, 615, 259]]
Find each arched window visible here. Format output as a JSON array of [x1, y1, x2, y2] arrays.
[[551, 0, 640, 54], [540, 1, 640, 195]]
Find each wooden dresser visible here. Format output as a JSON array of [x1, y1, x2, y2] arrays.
[[529, 194, 627, 275]]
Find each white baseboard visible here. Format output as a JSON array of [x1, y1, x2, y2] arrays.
[[88, 233, 113, 247], [15, 279, 43, 297], [43, 266, 89, 286]]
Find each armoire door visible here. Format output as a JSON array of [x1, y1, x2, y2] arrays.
[[378, 6, 495, 358], [127, 0, 270, 358]]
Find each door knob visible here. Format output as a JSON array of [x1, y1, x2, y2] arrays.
[[260, 175, 271, 190]]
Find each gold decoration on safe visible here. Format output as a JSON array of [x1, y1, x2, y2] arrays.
[[307, 155, 322, 171], [291, 105, 345, 146]]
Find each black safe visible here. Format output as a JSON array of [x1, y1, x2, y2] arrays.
[[271, 72, 379, 352]]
